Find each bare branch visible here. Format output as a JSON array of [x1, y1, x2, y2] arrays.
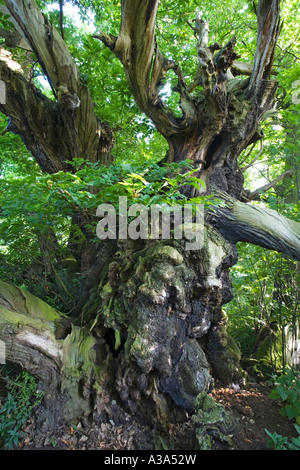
[[248, 170, 294, 200], [93, 32, 117, 50], [210, 193, 300, 261], [95, 0, 197, 138], [231, 60, 277, 77], [248, 0, 281, 90], [4, 0, 78, 92], [1, 1, 114, 167], [241, 139, 264, 172]]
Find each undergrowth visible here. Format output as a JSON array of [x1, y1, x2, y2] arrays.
[[0, 370, 44, 450], [266, 367, 300, 450]]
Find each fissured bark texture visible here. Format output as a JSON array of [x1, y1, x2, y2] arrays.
[[96, 228, 245, 424]]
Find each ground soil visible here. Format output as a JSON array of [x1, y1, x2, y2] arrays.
[[210, 382, 298, 450], [13, 381, 298, 451]]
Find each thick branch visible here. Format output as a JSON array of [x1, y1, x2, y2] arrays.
[[95, 0, 197, 138], [210, 194, 300, 261], [0, 279, 100, 423], [4, 0, 77, 92], [248, 170, 294, 200], [248, 0, 281, 90], [231, 60, 278, 77], [0, 280, 62, 384], [0, 48, 69, 172], [1, 1, 114, 167]]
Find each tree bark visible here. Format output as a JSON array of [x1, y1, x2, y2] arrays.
[[0, 280, 113, 426], [210, 193, 300, 261], [96, 0, 281, 202], [0, 0, 114, 171], [1, 0, 299, 438]]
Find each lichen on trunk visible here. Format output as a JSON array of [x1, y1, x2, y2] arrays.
[[1, 0, 299, 440], [90, 227, 245, 424], [0, 280, 113, 427]]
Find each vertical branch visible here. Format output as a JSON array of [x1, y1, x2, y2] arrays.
[[4, 0, 78, 91], [59, 0, 64, 40], [249, 0, 281, 90], [195, 10, 210, 48], [2, 0, 114, 167], [95, 0, 197, 137]]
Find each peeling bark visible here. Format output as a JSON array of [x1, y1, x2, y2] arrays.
[[0, 280, 113, 426], [210, 194, 300, 261], [1, 0, 299, 434], [96, 0, 281, 202], [1, 0, 114, 171], [247, 170, 294, 200], [88, 232, 245, 423]]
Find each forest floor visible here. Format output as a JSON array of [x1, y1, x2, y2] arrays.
[[15, 381, 298, 451]]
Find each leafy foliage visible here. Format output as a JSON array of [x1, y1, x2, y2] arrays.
[[269, 368, 300, 424], [0, 156, 217, 299], [225, 243, 300, 362], [0, 0, 298, 366], [0, 371, 44, 450], [266, 368, 300, 450], [265, 426, 300, 450]]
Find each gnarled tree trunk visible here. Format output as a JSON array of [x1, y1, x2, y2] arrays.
[[0, 0, 300, 438]]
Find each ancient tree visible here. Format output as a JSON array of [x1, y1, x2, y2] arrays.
[[0, 0, 299, 432]]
